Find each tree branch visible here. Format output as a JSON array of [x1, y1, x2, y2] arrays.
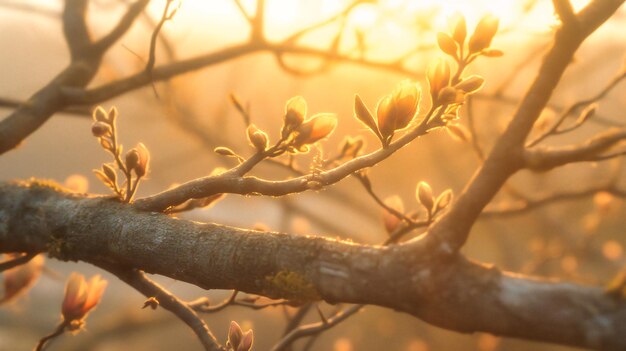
[[524, 128, 626, 170], [419, 0, 625, 252], [93, 0, 151, 54], [101, 264, 224, 351], [2, 181, 626, 350]]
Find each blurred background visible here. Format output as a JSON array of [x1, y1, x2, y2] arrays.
[[1, 0, 625, 350]]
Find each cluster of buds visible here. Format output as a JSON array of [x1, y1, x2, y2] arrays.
[[281, 96, 337, 153], [416, 181, 453, 217], [227, 321, 253, 351], [1, 254, 44, 304], [91, 106, 117, 142], [436, 14, 501, 61], [354, 80, 421, 146], [91, 106, 150, 202], [61, 273, 107, 331], [428, 60, 486, 107], [426, 13, 500, 124]]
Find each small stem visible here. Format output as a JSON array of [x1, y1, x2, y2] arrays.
[[0, 253, 36, 272], [35, 321, 67, 351]]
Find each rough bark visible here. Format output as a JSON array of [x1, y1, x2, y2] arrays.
[[2, 180, 625, 350]]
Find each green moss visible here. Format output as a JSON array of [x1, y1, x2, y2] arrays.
[[263, 270, 320, 301], [27, 178, 66, 192], [46, 236, 73, 261]]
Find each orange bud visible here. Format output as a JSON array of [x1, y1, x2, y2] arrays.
[[416, 181, 434, 212], [293, 113, 337, 147], [91, 122, 111, 137], [228, 321, 244, 349], [427, 59, 451, 103], [435, 189, 453, 212], [437, 32, 457, 57], [1, 254, 44, 304], [246, 124, 269, 152], [282, 96, 306, 138], [451, 13, 467, 45], [382, 196, 405, 234], [376, 81, 420, 141], [239, 330, 254, 351], [134, 143, 150, 177], [61, 273, 107, 325], [125, 149, 139, 172], [354, 94, 380, 139], [469, 14, 499, 53], [102, 164, 117, 183], [455, 75, 485, 94], [437, 86, 460, 105], [92, 106, 108, 122], [108, 106, 118, 123]]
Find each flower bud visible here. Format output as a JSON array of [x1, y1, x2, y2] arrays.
[[469, 14, 499, 53], [455, 75, 485, 94], [125, 149, 140, 173], [246, 124, 269, 152], [416, 181, 434, 212], [1, 254, 44, 304], [91, 122, 111, 137], [92, 106, 108, 122], [437, 86, 459, 105], [451, 13, 467, 45], [382, 196, 404, 234], [437, 32, 457, 57], [61, 273, 107, 325], [134, 143, 150, 177], [293, 113, 337, 147], [428, 59, 451, 103], [282, 96, 306, 138]]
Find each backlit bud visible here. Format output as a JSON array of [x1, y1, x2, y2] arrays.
[[416, 181, 434, 212], [469, 14, 499, 53], [455, 75, 485, 94], [228, 321, 243, 349], [125, 149, 139, 172], [437, 32, 457, 57], [92, 106, 108, 122], [246, 124, 269, 152], [354, 94, 380, 138], [134, 143, 150, 177], [293, 113, 337, 147], [451, 13, 467, 45], [428, 59, 451, 103], [1, 254, 44, 304], [61, 273, 107, 326], [437, 86, 459, 105], [376, 81, 420, 141], [282, 96, 306, 138], [91, 122, 111, 137], [382, 196, 405, 234]]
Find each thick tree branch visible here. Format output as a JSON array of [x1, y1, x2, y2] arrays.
[[2, 181, 626, 350]]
